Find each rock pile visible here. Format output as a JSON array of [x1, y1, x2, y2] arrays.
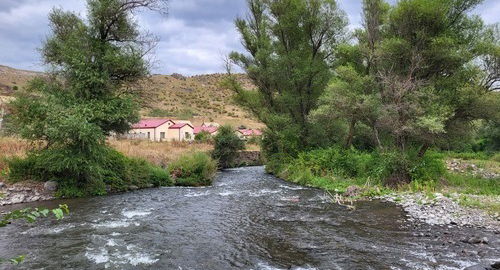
[[0, 181, 56, 206], [381, 193, 500, 231], [446, 159, 500, 179]]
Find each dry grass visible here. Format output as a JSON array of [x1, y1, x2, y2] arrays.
[[109, 139, 214, 167], [0, 137, 30, 180]]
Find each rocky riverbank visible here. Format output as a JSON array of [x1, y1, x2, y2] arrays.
[[0, 181, 56, 206], [380, 192, 500, 231]]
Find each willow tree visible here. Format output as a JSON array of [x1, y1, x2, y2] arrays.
[[8, 0, 168, 195], [315, 0, 500, 183], [225, 0, 348, 156]]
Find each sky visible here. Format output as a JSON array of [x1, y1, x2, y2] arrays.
[[0, 0, 499, 76]]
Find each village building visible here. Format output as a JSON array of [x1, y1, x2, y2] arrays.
[[236, 129, 263, 140], [129, 119, 194, 141], [130, 119, 175, 141], [168, 122, 194, 141], [193, 126, 218, 136]]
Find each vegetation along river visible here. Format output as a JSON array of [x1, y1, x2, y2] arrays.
[[0, 166, 498, 270]]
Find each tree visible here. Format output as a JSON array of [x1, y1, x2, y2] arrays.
[[315, 0, 500, 183], [225, 0, 348, 156], [212, 125, 245, 168], [8, 0, 168, 195]]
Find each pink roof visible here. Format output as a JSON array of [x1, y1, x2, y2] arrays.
[[132, 119, 172, 129], [238, 129, 263, 136], [169, 123, 193, 129], [193, 126, 218, 134]]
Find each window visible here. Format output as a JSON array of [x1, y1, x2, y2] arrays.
[[185, 132, 191, 140], [160, 132, 165, 139], [147, 132, 150, 139]]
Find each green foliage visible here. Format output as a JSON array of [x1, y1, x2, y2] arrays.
[[194, 130, 213, 143], [7, 0, 167, 195], [226, 0, 348, 155], [491, 153, 500, 162], [8, 147, 172, 197], [0, 204, 69, 265], [12, 85, 18, 91], [212, 125, 245, 168], [168, 152, 217, 186]]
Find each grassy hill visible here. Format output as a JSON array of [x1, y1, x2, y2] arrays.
[[0, 65, 263, 129]]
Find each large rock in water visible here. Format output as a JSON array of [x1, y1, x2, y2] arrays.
[[44, 181, 58, 192]]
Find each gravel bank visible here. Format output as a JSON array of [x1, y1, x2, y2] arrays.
[[380, 192, 500, 232]]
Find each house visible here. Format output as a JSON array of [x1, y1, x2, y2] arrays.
[[193, 126, 218, 136], [236, 129, 263, 140], [168, 122, 194, 141], [201, 122, 220, 128], [130, 119, 175, 141]]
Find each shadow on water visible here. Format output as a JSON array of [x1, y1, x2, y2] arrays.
[[0, 166, 498, 269]]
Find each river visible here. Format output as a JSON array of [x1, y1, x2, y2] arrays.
[[0, 166, 498, 269]]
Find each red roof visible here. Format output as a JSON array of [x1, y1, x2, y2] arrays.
[[238, 129, 262, 136], [169, 123, 193, 129], [132, 119, 172, 129], [193, 126, 218, 134]]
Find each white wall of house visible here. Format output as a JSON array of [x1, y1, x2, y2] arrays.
[[168, 125, 194, 141], [130, 121, 174, 141]]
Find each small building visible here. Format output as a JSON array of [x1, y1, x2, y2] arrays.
[[168, 122, 194, 141], [236, 129, 263, 140], [193, 126, 218, 136], [201, 122, 220, 128], [130, 119, 175, 141]]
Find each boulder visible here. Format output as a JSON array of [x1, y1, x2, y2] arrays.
[[129, 185, 139, 191], [0, 182, 5, 188], [11, 194, 26, 204], [344, 185, 364, 197], [44, 181, 58, 192]]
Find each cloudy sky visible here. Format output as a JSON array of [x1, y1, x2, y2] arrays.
[[1, 0, 499, 76]]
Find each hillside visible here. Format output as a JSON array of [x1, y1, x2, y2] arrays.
[[0, 65, 263, 129]]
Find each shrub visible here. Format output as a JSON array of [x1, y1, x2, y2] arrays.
[[490, 153, 500, 162], [169, 152, 217, 186], [194, 131, 213, 143], [12, 85, 18, 91], [212, 125, 245, 168], [8, 146, 172, 197]]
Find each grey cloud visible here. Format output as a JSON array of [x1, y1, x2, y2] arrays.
[[0, 0, 499, 76]]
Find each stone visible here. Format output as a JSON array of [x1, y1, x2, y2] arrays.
[[0, 182, 5, 188], [463, 264, 493, 270], [44, 181, 58, 192], [344, 185, 363, 197], [11, 194, 26, 204], [491, 262, 500, 269], [146, 184, 154, 188], [467, 237, 487, 244], [30, 196, 40, 202], [129, 185, 139, 191]]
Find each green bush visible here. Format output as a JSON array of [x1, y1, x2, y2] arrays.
[[12, 85, 18, 91], [169, 152, 218, 186], [491, 153, 500, 162], [212, 125, 245, 168], [194, 131, 213, 143], [266, 147, 446, 189], [8, 146, 172, 197]]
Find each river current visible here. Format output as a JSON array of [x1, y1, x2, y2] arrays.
[[0, 166, 498, 269]]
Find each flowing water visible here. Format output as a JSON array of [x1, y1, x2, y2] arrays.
[[0, 166, 498, 270]]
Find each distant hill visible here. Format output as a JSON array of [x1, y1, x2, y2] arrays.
[[0, 65, 263, 129]]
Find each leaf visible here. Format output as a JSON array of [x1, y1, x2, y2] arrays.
[[52, 209, 64, 220]]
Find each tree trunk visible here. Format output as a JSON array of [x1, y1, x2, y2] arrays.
[[345, 119, 356, 148], [417, 142, 430, 158], [372, 124, 383, 150]]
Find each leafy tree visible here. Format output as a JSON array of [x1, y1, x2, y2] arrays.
[[212, 125, 245, 168], [224, 0, 348, 156], [8, 0, 168, 195], [315, 0, 500, 183]]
